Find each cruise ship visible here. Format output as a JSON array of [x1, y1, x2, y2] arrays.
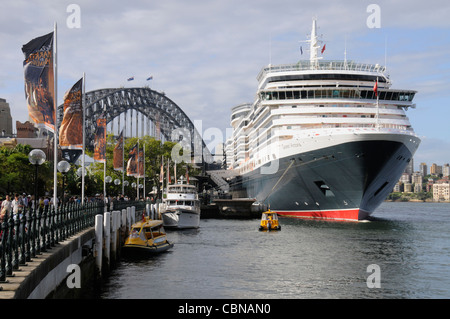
[[225, 19, 421, 221]]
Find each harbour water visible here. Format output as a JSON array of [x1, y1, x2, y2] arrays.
[[99, 202, 450, 299]]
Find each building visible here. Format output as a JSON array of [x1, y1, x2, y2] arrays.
[[404, 158, 414, 175], [411, 172, 423, 192], [443, 164, 450, 177], [433, 179, 450, 201], [419, 162, 427, 176], [0, 98, 13, 137], [430, 163, 442, 176], [404, 182, 412, 193], [16, 120, 37, 138], [399, 172, 410, 184]]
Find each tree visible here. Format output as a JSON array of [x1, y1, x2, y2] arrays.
[[0, 145, 52, 196]]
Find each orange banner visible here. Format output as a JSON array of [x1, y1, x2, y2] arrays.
[[59, 78, 83, 149], [94, 117, 106, 162], [126, 143, 138, 176]]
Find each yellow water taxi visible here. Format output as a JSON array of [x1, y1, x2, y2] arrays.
[[259, 210, 281, 231], [123, 217, 173, 255]]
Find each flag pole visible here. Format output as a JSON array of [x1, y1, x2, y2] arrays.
[[143, 143, 146, 200], [375, 77, 380, 130], [137, 138, 139, 200], [53, 22, 58, 213], [122, 129, 125, 195], [81, 72, 86, 204]]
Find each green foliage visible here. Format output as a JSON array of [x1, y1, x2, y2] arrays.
[[0, 144, 52, 196], [0, 135, 199, 199]]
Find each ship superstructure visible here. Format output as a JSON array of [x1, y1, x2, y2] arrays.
[[225, 19, 420, 221]]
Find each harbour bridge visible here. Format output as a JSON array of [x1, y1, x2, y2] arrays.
[[57, 87, 213, 164]]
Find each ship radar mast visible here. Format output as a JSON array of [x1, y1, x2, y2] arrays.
[[307, 18, 323, 69]]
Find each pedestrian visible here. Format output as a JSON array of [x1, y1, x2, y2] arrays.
[[44, 197, 49, 208], [1, 194, 11, 221], [11, 193, 24, 219]]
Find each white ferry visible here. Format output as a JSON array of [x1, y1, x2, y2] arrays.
[[225, 19, 421, 221], [161, 182, 201, 228]]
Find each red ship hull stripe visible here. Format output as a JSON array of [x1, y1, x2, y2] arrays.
[[274, 208, 361, 221]]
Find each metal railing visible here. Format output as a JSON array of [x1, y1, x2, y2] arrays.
[[0, 202, 104, 284]]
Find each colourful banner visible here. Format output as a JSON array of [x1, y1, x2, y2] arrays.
[[22, 31, 55, 132], [59, 78, 83, 149], [113, 130, 124, 171], [94, 116, 106, 163], [126, 143, 138, 176], [137, 148, 144, 178]]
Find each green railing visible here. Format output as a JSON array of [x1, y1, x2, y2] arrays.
[[0, 201, 104, 284]]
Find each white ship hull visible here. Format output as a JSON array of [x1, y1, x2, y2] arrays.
[[161, 209, 200, 229]]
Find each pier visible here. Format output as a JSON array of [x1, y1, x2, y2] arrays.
[[0, 200, 150, 299]]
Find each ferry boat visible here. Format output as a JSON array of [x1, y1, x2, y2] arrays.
[[161, 182, 201, 229], [123, 217, 173, 255], [225, 19, 421, 221]]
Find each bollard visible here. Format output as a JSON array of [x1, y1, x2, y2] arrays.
[[131, 206, 136, 225], [126, 207, 131, 230], [103, 212, 111, 273], [111, 211, 119, 261], [95, 214, 103, 276], [121, 209, 127, 245]]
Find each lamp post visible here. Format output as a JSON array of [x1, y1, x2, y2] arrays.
[[28, 149, 46, 258], [57, 160, 70, 204], [114, 179, 121, 198]]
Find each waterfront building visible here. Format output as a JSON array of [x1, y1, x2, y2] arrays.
[[404, 182, 412, 193], [413, 183, 422, 193], [433, 180, 450, 201]]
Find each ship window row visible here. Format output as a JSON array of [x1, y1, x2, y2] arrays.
[[266, 73, 387, 83], [260, 89, 415, 102]]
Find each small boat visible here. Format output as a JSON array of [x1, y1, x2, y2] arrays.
[[161, 182, 201, 229], [123, 216, 173, 255], [259, 210, 281, 231]]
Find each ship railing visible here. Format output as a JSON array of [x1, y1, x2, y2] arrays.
[[257, 60, 387, 82]]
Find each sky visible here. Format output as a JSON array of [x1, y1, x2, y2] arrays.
[[1, 0, 449, 170]]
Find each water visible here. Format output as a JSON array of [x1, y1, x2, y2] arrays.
[[99, 202, 450, 299]]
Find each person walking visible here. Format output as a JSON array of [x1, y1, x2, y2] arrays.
[[11, 193, 24, 220], [1, 194, 11, 221]]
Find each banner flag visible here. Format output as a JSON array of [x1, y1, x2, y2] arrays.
[[159, 156, 164, 184], [137, 148, 145, 178], [94, 115, 106, 163], [113, 130, 124, 171], [22, 31, 55, 132], [373, 78, 378, 97], [59, 77, 83, 149], [126, 143, 138, 176]]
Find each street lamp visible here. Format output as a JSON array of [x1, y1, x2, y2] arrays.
[[28, 149, 46, 258], [57, 160, 71, 204]]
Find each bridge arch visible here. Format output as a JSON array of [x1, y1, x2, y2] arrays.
[[57, 87, 212, 163]]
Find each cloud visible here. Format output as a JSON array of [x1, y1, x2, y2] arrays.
[[414, 136, 450, 168], [1, 0, 449, 160]]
